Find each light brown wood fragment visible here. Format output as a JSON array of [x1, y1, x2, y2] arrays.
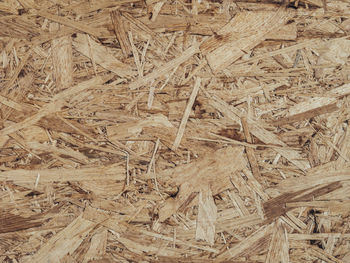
[[254, 192, 265, 220], [286, 200, 350, 210], [50, 23, 73, 91], [304, 0, 323, 7], [0, 94, 27, 112], [73, 33, 133, 77], [24, 215, 96, 263], [229, 172, 253, 197], [274, 97, 338, 126], [196, 186, 217, 245], [216, 214, 263, 234], [4, 48, 32, 90], [16, 0, 37, 9], [263, 182, 341, 224], [289, 233, 350, 240], [280, 214, 302, 233], [265, 22, 297, 40], [150, 1, 165, 21], [0, 212, 44, 234], [58, 133, 126, 158], [81, 181, 124, 197], [67, 0, 140, 15], [236, 39, 319, 66], [227, 189, 250, 217], [242, 168, 269, 201], [0, 100, 65, 137], [82, 206, 128, 233], [266, 219, 290, 263], [19, 126, 48, 144], [116, 236, 180, 257], [172, 77, 201, 150], [111, 10, 132, 57], [26, 141, 89, 164], [275, 168, 350, 193], [0, 76, 107, 137], [248, 122, 310, 171], [337, 125, 350, 168], [129, 44, 199, 90], [31, 27, 76, 46], [147, 138, 160, 176], [1, 72, 35, 121], [241, 117, 263, 182], [285, 212, 307, 230], [159, 146, 246, 221], [273, 103, 338, 126], [200, 8, 293, 72], [330, 83, 350, 98], [56, 114, 98, 143], [216, 223, 274, 261], [140, 13, 225, 35], [324, 235, 336, 256], [307, 245, 343, 263], [138, 228, 218, 253], [107, 114, 173, 141], [128, 31, 142, 77], [82, 228, 107, 263], [203, 89, 310, 171], [34, 9, 102, 37], [121, 11, 167, 48], [0, 2, 17, 14], [0, 164, 125, 185]]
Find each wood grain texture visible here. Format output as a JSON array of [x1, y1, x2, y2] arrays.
[[1, 0, 350, 262]]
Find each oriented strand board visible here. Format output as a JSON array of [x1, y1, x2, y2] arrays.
[[1, 1, 350, 262]]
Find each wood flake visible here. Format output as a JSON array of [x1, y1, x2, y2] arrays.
[[159, 146, 246, 221], [73, 33, 133, 78], [129, 44, 199, 90], [111, 10, 132, 57], [172, 77, 201, 150], [195, 186, 217, 245], [200, 8, 293, 72], [24, 215, 96, 263]]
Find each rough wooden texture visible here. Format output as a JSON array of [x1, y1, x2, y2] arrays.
[[1, 0, 350, 262]]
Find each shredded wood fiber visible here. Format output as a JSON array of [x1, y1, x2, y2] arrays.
[[1, 0, 350, 262]]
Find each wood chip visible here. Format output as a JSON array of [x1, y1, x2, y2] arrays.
[[73, 33, 134, 77], [111, 10, 132, 58], [200, 8, 293, 72], [24, 215, 96, 263], [159, 146, 246, 221], [195, 186, 217, 245], [172, 77, 201, 150]]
